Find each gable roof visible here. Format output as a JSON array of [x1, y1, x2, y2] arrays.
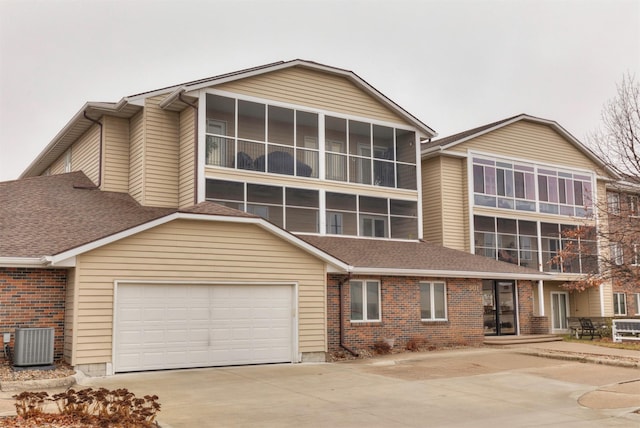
[[21, 59, 436, 179], [420, 114, 615, 177], [300, 235, 548, 280]]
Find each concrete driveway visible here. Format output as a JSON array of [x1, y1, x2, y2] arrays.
[[80, 347, 640, 428]]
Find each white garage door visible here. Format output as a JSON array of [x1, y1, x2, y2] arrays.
[[114, 283, 295, 373]]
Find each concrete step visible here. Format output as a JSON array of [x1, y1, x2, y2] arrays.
[[484, 335, 564, 346]]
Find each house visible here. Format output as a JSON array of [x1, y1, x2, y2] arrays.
[[421, 114, 619, 334], [2, 60, 547, 376], [605, 180, 640, 317]]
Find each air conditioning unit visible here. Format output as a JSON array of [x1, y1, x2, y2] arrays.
[[13, 327, 54, 367]]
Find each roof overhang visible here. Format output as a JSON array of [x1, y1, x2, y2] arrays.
[[344, 267, 549, 280], [420, 114, 618, 178], [20, 101, 142, 178], [0, 257, 51, 268]]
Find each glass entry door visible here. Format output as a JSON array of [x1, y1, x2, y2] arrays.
[[551, 292, 569, 331], [483, 280, 517, 335]]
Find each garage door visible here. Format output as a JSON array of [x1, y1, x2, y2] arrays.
[[114, 283, 295, 373]]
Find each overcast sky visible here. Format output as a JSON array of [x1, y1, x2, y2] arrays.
[[1, 0, 638, 181]]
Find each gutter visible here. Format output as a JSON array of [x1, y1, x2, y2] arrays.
[[345, 267, 550, 281], [0, 257, 50, 267], [338, 273, 358, 357]]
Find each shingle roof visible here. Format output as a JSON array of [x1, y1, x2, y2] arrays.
[[422, 114, 523, 150], [300, 235, 545, 277], [0, 172, 176, 258]]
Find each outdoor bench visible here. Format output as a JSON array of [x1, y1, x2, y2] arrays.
[[612, 319, 640, 343], [567, 317, 603, 340]]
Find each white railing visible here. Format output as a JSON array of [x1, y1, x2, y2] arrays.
[[612, 319, 640, 342]]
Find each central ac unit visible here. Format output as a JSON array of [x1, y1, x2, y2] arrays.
[[13, 327, 55, 367]]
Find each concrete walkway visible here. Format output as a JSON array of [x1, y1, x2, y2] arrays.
[[0, 341, 638, 427]]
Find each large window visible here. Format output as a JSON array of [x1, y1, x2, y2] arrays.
[[350, 280, 380, 321], [205, 94, 417, 189], [614, 293, 627, 316], [206, 180, 418, 238], [474, 215, 597, 273], [472, 157, 593, 218], [420, 282, 447, 320]]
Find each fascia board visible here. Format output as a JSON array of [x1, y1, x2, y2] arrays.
[[47, 213, 350, 272], [0, 257, 50, 267], [347, 267, 550, 280]]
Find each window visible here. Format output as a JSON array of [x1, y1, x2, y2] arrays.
[[611, 242, 624, 266], [350, 280, 380, 321], [614, 293, 627, 316], [635, 293, 640, 315], [420, 282, 447, 320], [608, 192, 620, 216], [64, 150, 72, 173], [633, 244, 640, 266], [472, 156, 592, 217], [205, 93, 416, 189], [628, 195, 639, 217]]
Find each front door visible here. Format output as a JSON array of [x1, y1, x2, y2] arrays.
[[551, 292, 569, 332], [483, 280, 517, 335]]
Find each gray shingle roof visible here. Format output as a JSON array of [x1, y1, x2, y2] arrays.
[[300, 235, 544, 276]]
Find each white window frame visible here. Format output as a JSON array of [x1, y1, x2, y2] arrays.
[[419, 282, 448, 321], [629, 195, 640, 217], [608, 192, 620, 216], [613, 292, 627, 316], [635, 293, 640, 316], [64, 149, 72, 173], [350, 280, 381, 322], [611, 242, 624, 266]]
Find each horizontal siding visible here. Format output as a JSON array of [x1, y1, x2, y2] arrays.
[[71, 125, 101, 184], [452, 121, 607, 174], [421, 157, 443, 245], [128, 110, 144, 203], [102, 116, 129, 193], [206, 167, 418, 201], [217, 67, 407, 125], [143, 96, 179, 207], [441, 156, 467, 251], [74, 220, 327, 365], [179, 107, 196, 208], [49, 154, 66, 175]]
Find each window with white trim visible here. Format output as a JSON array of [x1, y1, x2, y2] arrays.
[[635, 293, 640, 315], [420, 282, 447, 320], [607, 192, 620, 216], [614, 292, 627, 316], [350, 280, 380, 322], [611, 242, 624, 266], [628, 195, 639, 217]]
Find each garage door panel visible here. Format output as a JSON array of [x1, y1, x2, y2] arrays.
[[115, 284, 294, 372]]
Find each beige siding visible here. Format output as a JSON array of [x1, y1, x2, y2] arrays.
[[600, 281, 614, 316], [49, 155, 66, 175], [421, 157, 443, 245], [102, 116, 130, 193], [143, 96, 179, 207], [128, 110, 144, 204], [74, 220, 327, 366], [217, 67, 406, 125], [71, 125, 101, 184], [452, 121, 606, 174], [441, 156, 468, 251], [179, 107, 196, 208], [63, 268, 76, 364]]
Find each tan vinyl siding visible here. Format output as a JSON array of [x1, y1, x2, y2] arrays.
[[421, 157, 443, 245], [63, 268, 76, 364], [49, 156, 66, 175], [129, 110, 144, 204], [143, 96, 179, 207], [451, 121, 606, 174], [74, 220, 327, 366], [71, 125, 101, 185], [178, 107, 196, 208], [600, 281, 614, 316], [217, 67, 406, 125], [102, 116, 130, 193], [441, 156, 468, 251]]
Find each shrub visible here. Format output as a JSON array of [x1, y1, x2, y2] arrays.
[[373, 340, 392, 354], [405, 337, 428, 352]]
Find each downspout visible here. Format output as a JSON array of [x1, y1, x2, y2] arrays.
[[179, 93, 199, 206], [82, 112, 103, 188], [339, 273, 358, 356]]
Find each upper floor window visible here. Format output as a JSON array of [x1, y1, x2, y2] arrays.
[[627, 195, 639, 217], [206, 179, 418, 239], [608, 192, 620, 216], [205, 94, 417, 190], [472, 157, 593, 218]]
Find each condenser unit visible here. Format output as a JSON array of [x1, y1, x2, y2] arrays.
[[13, 327, 54, 367]]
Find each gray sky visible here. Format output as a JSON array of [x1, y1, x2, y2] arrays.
[[1, 0, 639, 182]]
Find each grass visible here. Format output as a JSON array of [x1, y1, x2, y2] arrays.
[[563, 335, 640, 351]]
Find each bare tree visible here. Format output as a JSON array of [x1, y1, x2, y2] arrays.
[[556, 74, 640, 293]]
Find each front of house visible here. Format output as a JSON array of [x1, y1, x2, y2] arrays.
[[2, 60, 561, 376]]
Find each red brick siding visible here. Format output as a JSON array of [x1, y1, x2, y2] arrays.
[[612, 280, 640, 316], [0, 268, 66, 361], [517, 280, 535, 334], [328, 274, 485, 353]]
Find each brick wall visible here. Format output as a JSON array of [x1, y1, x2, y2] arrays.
[[517, 280, 535, 334], [0, 268, 67, 361], [612, 280, 640, 316], [327, 274, 484, 354]]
